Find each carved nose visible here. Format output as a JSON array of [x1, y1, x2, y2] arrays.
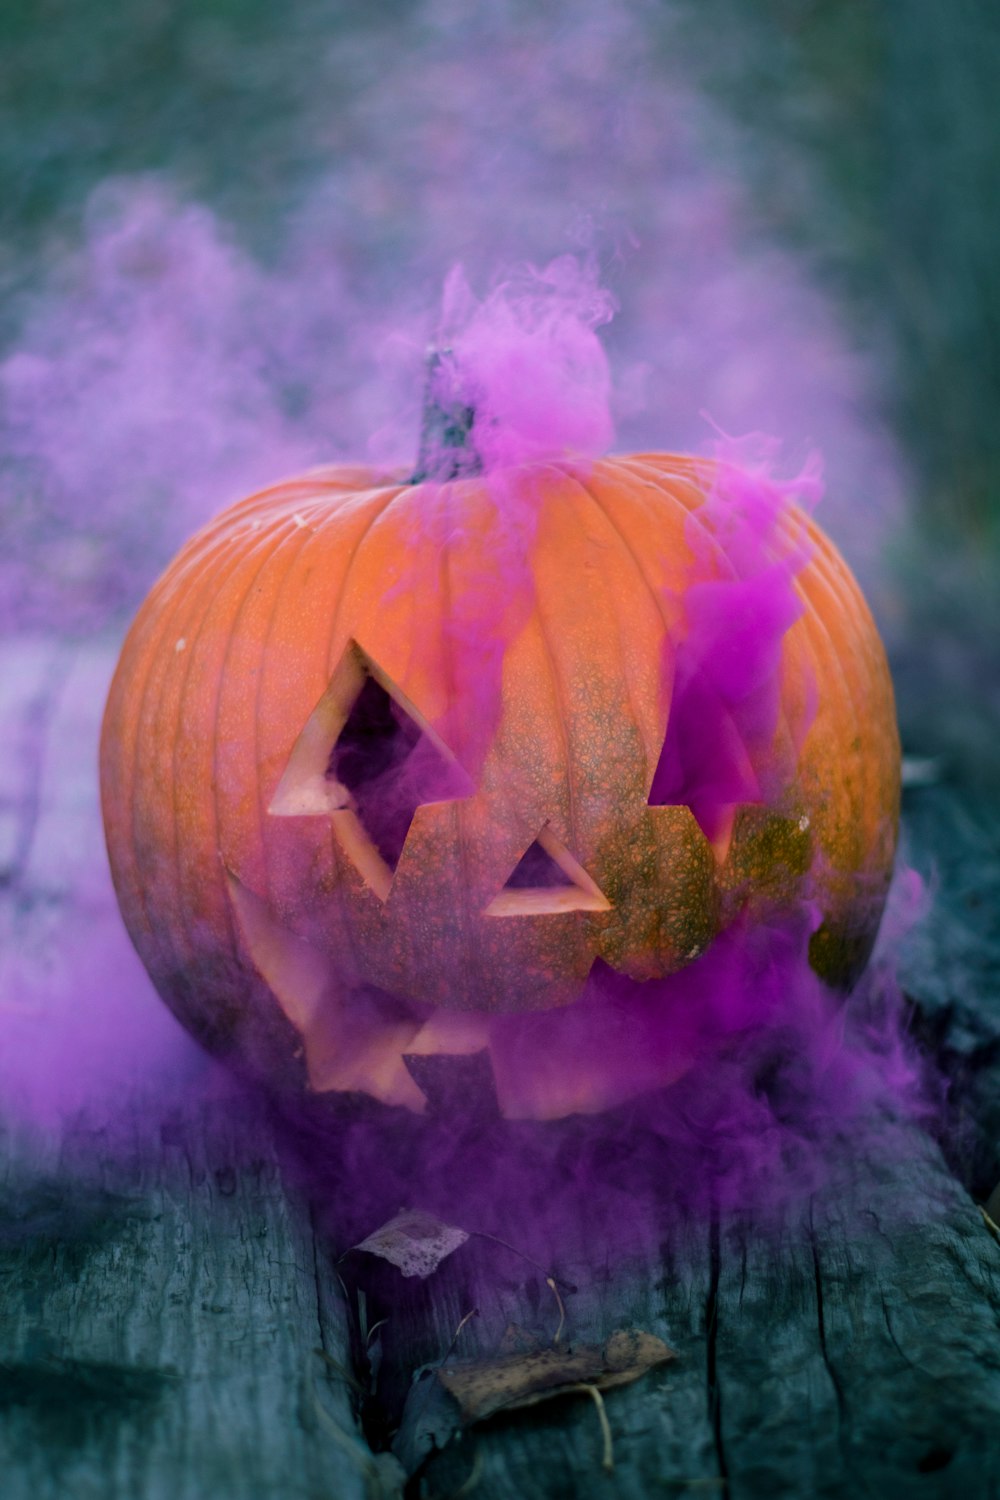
[[484, 822, 611, 916]]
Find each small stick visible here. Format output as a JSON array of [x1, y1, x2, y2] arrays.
[[405, 1307, 480, 1438], [470, 1228, 577, 1291], [469, 1228, 572, 1343], [446, 1307, 481, 1358], [448, 1445, 485, 1499], [546, 1276, 566, 1344], [566, 1384, 614, 1472]]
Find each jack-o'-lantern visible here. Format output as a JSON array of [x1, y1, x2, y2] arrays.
[[99, 427, 900, 1121]]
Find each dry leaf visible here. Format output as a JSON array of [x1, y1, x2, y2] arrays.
[[352, 1209, 470, 1278], [438, 1327, 676, 1424]]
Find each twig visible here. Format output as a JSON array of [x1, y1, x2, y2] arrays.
[[469, 1228, 576, 1291], [446, 1445, 484, 1499], [405, 1307, 481, 1441], [442, 1308, 480, 1366], [467, 1229, 572, 1342], [546, 1276, 566, 1344], [566, 1383, 614, 1473], [979, 1204, 1000, 1245], [367, 1318, 389, 1347]]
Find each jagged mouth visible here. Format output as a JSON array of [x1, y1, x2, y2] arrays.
[[226, 858, 818, 1121]]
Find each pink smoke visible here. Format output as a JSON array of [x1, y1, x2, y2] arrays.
[[0, 2, 921, 1216], [651, 436, 822, 844], [428, 258, 615, 474]]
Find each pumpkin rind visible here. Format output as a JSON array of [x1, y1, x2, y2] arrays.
[[100, 454, 900, 1117]]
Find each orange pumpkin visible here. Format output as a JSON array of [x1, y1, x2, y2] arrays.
[[99, 451, 900, 1119]]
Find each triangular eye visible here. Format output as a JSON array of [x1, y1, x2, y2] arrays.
[[485, 825, 611, 917], [647, 670, 761, 858], [329, 673, 460, 872], [270, 641, 471, 897]]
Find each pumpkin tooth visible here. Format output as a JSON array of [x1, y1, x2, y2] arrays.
[[226, 868, 426, 1108]]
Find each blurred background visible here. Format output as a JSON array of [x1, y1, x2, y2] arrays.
[[1, 0, 997, 782]]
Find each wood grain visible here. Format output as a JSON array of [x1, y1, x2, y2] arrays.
[[2, 637, 999, 1499]]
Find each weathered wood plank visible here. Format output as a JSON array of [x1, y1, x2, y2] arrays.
[[329, 773, 1000, 1498], [336, 1110, 1000, 1500], [808, 1129, 1000, 1494], [0, 1091, 371, 1500], [2, 630, 999, 1500], [0, 636, 370, 1500]]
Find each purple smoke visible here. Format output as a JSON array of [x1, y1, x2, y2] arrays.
[[429, 258, 616, 473], [650, 438, 821, 847], [0, 4, 921, 1240]]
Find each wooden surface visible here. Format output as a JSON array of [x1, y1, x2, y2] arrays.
[[1, 635, 999, 1499]]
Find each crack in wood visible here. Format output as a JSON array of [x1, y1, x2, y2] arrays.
[[808, 1228, 847, 1425], [704, 1214, 729, 1494]]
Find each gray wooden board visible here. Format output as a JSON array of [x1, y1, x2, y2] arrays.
[[1, 635, 999, 1499], [346, 1124, 1000, 1500], [0, 1097, 371, 1500], [0, 638, 371, 1499]]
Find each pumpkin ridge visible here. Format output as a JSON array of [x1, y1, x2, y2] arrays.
[[616, 456, 727, 547], [779, 518, 873, 836], [620, 457, 830, 876], [268, 480, 408, 979], [435, 482, 481, 1003], [584, 458, 778, 806], [795, 551, 868, 786], [538, 464, 698, 966], [220, 469, 367, 521], [561, 461, 692, 778], [176, 520, 301, 973], [282, 483, 408, 988], [565, 461, 774, 861], [528, 527, 583, 870], [633, 455, 820, 683], [801, 518, 893, 706], [123, 520, 276, 975], [794, 536, 878, 794], [318, 484, 409, 681], [788, 577, 869, 909], [557, 459, 683, 640], [243, 505, 337, 931], [616, 457, 754, 606], [541, 460, 666, 870], [545, 462, 669, 799], [619, 452, 708, 495]]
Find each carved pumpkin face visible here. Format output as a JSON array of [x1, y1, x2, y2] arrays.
[[100, 454, 900, 1119]]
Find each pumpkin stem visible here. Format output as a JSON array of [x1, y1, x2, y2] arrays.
[[410, 348, 480, 483]]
